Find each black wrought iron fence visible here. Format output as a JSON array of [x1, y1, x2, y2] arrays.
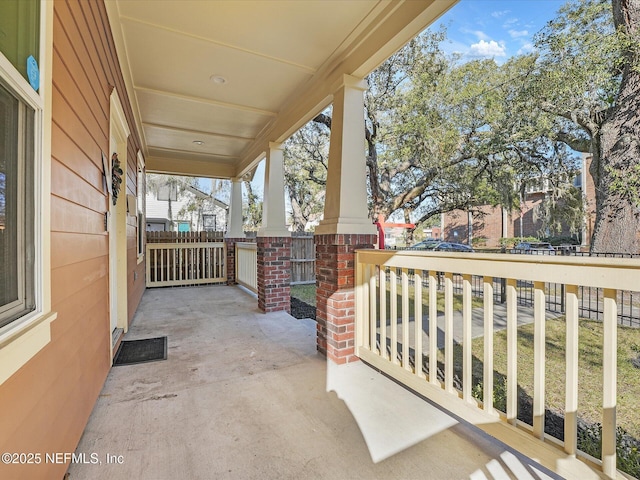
[[386, 249, 640, 327], [508, 281, 639, 327]]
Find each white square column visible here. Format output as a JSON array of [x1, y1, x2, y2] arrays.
[[226, 178, 245, 238], [315, 74, 376, 235], [258, 142, 290, 237]]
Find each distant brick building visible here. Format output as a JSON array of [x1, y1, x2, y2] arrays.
[[443, 155, 596, 248], [423, 226, 442, 240]]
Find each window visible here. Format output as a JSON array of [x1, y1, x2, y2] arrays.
[[157, 183, 177, 201], [202, 214, 217, 231], [0, 0, 42, 332], [0, 82, 36, 327]]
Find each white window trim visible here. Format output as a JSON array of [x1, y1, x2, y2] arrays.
[[0, 0, 56, 386], [136, 150, 145, 264]]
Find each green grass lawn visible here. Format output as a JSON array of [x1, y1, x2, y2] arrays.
[[454, 318, 640, 476], [469, 318, 640, 439], [444, 316, 640, 477], [382, 284, 484, 313], [290, 284, 317, 306], [290, 283, 484, 313]]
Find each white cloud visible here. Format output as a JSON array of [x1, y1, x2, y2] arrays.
[[460, 28, 490, 41], [491, 10, 510, 18], [502, 18, 519, 27], [509, 29, 529, 38], [517, 42, 535, 55], [468, 39, 507, 58]]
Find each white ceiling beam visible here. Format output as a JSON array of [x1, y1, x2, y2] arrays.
[[134, 86, 278, 117], [146, 155, 236, 179], [142, 122, 256, 142]]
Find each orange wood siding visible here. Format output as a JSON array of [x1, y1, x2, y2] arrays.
[[0, 1, 145, 478]]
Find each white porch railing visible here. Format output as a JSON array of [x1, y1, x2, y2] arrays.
[[146, 242, 226, 287], [236, 242, 257, 293], [355, 249, 640, 480]]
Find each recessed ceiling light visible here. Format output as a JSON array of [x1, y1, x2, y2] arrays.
[[193, 140, 204, 145], [210, 75, 227, 85]]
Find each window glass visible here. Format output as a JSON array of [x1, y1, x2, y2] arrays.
[[0, 0, 41, 81], [0, 84, 19, 308], [0, 81, 35, 327]]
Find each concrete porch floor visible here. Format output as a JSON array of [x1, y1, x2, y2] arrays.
[[68, 285, 560, 480]]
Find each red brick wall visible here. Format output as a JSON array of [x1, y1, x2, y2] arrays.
[[442, 157, 601, 248], [479, 207, 506, 246], [430, 226, 442, 239], [257, 237, 291, 313], [443, 208, 505, 247], [443, 196, 548, 247], [513, 193, 545, 238], [442, 210, 470, 244], [315, 234, 377, 364]]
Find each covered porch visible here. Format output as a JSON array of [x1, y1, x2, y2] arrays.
[[101, 1, 637, 478], [69, 284, 557, 480]]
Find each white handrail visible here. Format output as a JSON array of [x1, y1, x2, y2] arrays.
[[355, 249, 640, 479]]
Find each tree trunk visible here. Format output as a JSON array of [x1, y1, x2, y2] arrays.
[[289, 197, 307, 232], [365, 125, 384, 221], [403, 208, 414, 244], [591, 0, 640, 253]]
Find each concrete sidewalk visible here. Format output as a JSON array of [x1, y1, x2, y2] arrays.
[[406, 303, 561, 349], [68, 285, 558, 480]]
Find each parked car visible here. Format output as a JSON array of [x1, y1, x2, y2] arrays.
[[410, 240, 474, 252], [435, 242, 474, 253], [513, 242, 556, 255], [447, 243, 475, 252], [410, 240, 441, 250]]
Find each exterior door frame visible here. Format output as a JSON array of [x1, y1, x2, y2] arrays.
[[109, 89, 130, 355]]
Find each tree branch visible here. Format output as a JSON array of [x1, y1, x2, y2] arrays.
[[553, 131, 591, 153], [312, 113, 331, 129], [538, 102, 600, 136]]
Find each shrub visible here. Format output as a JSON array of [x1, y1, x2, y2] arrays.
[[542, 235, 581, 246], [471, 376, 507, 413], [577, 423, 640, 477], [499, 237, 539, 248], [471, 236, 488, 246]]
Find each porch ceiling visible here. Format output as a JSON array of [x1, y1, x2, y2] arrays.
[[105, 0, 456, 179]]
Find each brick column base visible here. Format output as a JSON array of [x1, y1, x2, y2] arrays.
[[257, 236, 291, 313], [225, 237, 253, 285], [314, 233, 377, 364]]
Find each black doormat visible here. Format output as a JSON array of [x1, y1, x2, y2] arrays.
[[113, 336, 167, 366]]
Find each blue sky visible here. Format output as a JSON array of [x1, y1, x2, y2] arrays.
[[432, 0, 566, 61]]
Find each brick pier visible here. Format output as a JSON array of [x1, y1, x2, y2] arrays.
[[257, 236, 291, 313], [314, 233, 377, 364]]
